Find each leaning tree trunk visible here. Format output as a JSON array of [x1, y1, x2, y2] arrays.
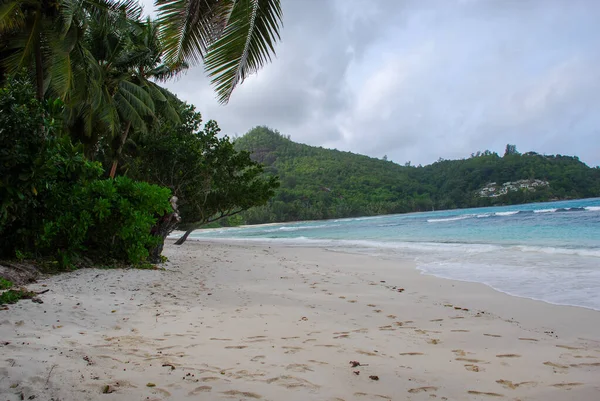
[[148, 196, 181, 263], [174, 228, 194, 245], [34, 37, 44, 101], [109, 121, 131, 179]]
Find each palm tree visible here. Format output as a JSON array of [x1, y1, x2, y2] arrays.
[[0, 0, 142, 100], [156, 0, 283, 104], [107, 17, 185, 177]]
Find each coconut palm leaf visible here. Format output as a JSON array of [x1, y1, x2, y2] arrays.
[[155, 0, 227, 66], [156, 0, 282, 104], [204, 0, 282, 104]]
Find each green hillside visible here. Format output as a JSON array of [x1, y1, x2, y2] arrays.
[[232, 126, 600, 224]]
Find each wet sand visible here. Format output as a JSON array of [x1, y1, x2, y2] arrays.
[[1, 240, 599, 400]]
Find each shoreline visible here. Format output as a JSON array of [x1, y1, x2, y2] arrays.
[[1, 240, 599, 400], [175, 237, 600, 312]]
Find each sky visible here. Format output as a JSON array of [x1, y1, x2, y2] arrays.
[[141, 0, 600, 167]]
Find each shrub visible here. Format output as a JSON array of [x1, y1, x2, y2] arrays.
[[41, 177, 172, 265], [1, 75, 173, 266]]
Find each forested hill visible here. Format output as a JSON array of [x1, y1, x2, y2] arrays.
[[233, 126, 600, 224]]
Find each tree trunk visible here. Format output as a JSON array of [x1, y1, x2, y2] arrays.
[[109, 121, 131, 179], [148, 196, 181, 263], [34, 36, 43, 101], [174, 228, 194, 245]]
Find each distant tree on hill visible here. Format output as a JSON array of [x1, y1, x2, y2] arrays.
[[504, 144, 519, 157]]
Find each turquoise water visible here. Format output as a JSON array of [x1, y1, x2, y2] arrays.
[[183, 198, 600, 310]]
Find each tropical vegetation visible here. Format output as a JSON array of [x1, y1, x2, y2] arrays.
[[0, 0, 283, 268], [232, 127, 600, 224]]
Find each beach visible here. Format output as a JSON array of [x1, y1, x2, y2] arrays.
[[1, 240, 599, 400]]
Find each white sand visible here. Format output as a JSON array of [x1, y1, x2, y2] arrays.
[[1, 240, 599, 400]]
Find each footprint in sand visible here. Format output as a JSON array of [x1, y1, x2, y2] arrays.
[[282, 346, 303, 354], [334, 334, 350, 339], [496, 380, 536, 389], [467, 390, 503, 397], [285, 364, 314, 372], [387, 314, 397, 319], [430, 319, 444, 322], [400, 352, 424, 356], [408, 386, 438, 393], [265, 375, 319, 389], [348, 300, 358, 303], [221, 390, 262, 399], [451, 329, 470, 332], [453, 349, 467, 356], [426, 339, 441, 345], [464, 364, 482, 372], [188, 386, 212, 395], [496, 354, 521, 358], [551, 382, 583, 389], [225, 345, 248, 349], [569, 362, 600, 367], [556, 345, 583, 350], [484, 334, 502, 338], [457, 357, 487, 364], [367, 304, 377, 307], [543, 361, 569, 369], [518, 338, 538, 342]]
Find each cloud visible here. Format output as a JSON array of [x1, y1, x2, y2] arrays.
[[143, 0, 600, 167]]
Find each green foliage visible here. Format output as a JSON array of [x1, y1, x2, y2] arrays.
[[0, 278, 13, 290], [234, 127, 600, 224], [0, 76, 172, 266], [0, 289, 34, 305], [41, 177, 172, 265], [128, 103, 278, 231]]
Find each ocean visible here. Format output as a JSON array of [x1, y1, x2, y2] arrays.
[[182, 198, 600, 311]]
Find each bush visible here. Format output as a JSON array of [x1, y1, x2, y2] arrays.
[[0, 75, 172, 267], [41, 177, 172, 265]]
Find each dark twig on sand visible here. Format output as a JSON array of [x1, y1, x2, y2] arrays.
[[45, 364, 57, 387]]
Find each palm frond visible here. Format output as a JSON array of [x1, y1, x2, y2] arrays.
[[47, 24, 80, 99], [1, 8, 42, 73], [0, 0, 26, 33], [114, 90, 147, 133], [156, 0, 228, 66], [204, 0, 282, 104]]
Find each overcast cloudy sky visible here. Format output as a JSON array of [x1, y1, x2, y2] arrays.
[[142, 0, 600, 167]]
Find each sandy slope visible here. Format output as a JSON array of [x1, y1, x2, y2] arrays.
[[1, 240, 599, 401]]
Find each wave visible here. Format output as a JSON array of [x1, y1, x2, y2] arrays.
[[515, 245, 600, 258], [429, 205, 598, 223], [416, 262, 600, 311], [427, 215, 473, 223], [495, 211, 519, 216], [260, 223, 337, 233]]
